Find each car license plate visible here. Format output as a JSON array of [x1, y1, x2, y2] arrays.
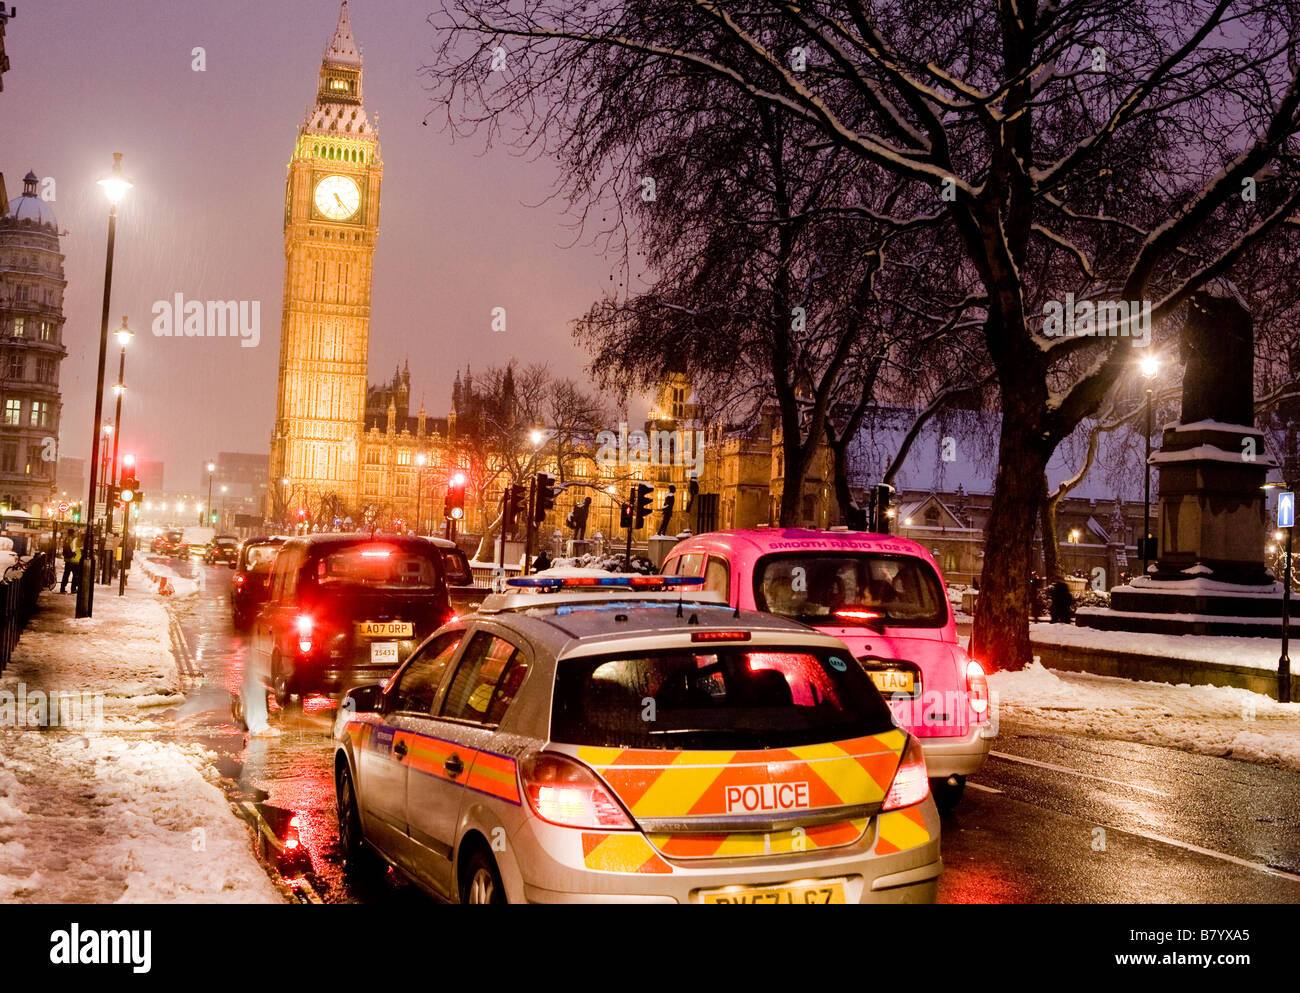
[[357, 620, 413, 637], [371, 642, 399, 665], [867, 669, 915, 695], [702, 879, 847, 904]]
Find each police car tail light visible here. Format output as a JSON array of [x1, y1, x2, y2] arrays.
[[881, 736, 930, 811], [521, 752, 633, 830], [966, 658, 989, 719]]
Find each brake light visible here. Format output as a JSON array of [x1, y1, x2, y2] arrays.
[[691, 630, 752, 642], [234, 573, 246, 586], [881, 736, 930, 811], [967, 658, 989, 719], [520, 752, 633, 830], [834, 608, 881, 622], [295, 614, 313, 654]]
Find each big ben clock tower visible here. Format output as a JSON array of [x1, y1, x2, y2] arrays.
[[269, 1, 380, 517]]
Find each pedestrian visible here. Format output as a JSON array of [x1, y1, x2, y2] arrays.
[[533, 548, 552, 572], [59, 528, 79, 594]]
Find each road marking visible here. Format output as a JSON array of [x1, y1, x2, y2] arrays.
[[989, 750, 1173, 797], [966, 782, 1002, 794], [1103, 822, 1300, 883]]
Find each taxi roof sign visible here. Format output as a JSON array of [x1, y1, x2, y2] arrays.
[[1280, 491, 1295, 529]]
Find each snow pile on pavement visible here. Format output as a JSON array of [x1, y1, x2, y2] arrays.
[[135, 556, 200, 598], [990, 661, 1300, 771], [0, 587, 281, 903], [1030, 621, 1297, 673]]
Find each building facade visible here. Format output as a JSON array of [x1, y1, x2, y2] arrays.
[[268, 1, 381, 516], [0, 171, 66, 514]]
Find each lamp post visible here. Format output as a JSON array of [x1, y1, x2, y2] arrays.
[[414, 453, 427, 536], [220, 485, 228, 531], [205, 461, 215, 525], [78, 153, 132, 618], [106, 317, 132, 543], [1140, 355, 1159, 575], [279, 477, 289, 528]]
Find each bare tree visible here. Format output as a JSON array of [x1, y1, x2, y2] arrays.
[[427, 0, 1300, 668]]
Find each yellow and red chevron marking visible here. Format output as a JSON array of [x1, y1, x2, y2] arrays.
[[465, 750, 521, 805], [874, 806, 930, 854], [575, 730, 905, 821], [403, 733, 475, 783], [581, 832, 673, 874], [647, 817, 870, 859]]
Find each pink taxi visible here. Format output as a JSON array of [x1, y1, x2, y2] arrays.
[[662, 528, 990, 809]]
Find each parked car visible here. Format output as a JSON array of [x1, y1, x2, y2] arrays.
[[203, 535, 240, 566], [230, 536, 286, 630], [250, 534, 456, 708], [333, 573, 941, 904], [662, 528, 991, 810]]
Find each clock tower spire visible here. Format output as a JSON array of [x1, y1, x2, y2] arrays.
[[269, 0, 382, 520]]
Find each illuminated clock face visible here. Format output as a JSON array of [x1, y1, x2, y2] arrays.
[[314, 175, 360, 220]]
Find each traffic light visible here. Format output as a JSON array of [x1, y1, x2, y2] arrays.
[[533, 472, 560, 524], [444, 471, 467, 521], [120, 465, 139, 504], [632, 482, 654, 529], [210, 510, 218, 523], [619, 502, 633, 529], [71, 507, 81, 523], [503, 482, 527, 532], [874, 483, 894, 534]]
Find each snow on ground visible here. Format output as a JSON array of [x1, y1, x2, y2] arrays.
[[1029, 621, 1298, 673], [989, 662, 1300, 771], [135, 556, 200, 598], [0, 585, 282, 903]]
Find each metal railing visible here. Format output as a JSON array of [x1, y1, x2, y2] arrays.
[[0, 551, 50, 672]]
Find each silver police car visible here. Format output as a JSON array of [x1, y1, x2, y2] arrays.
[[333, 575, 942, 903]]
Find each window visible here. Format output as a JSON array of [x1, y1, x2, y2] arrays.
[[397, 449, 410, 466], [39, 321, 53, 342], [440, 632, 528, 726], [395, 473, 410, 497], [36, 357, 54, 383], [7, 353, 22, 380], [0, 443, 15, 473], [29, 402, 48, 428], [9, 317, 23, 338], [676, 553, 705, 579], [704, 556, 730, 599], [388, 632, 462, 716], [753, 552, 948, 628], [3, 399, 20, 426], [550, 643, 895, 750], [313, 543, 441, 589]]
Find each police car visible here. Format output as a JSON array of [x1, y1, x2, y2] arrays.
[[332, 574, 942, 904]]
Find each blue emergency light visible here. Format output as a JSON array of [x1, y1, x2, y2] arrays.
[[506, 574, 706, 590]]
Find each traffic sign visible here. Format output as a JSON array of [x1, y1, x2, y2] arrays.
[[1279, 491, 1295, 529], [58, 501, 69, 514]]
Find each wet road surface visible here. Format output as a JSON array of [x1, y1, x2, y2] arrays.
[[154, 556, 428, 904], [151, 557, 1300, 903]]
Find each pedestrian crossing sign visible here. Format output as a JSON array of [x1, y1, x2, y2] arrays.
[[1280, 491, 1295, 529]]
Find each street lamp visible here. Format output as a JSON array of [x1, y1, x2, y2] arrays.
[[78, 153, 132, 618], [206, 461, 216, 525], [220, 484, 228, 530], [107, 317, 133, 540], [1140, 356, 1159, 575], [414, 453, 428, 535]]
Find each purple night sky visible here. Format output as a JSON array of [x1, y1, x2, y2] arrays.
[[0, 0, 618, 489]]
